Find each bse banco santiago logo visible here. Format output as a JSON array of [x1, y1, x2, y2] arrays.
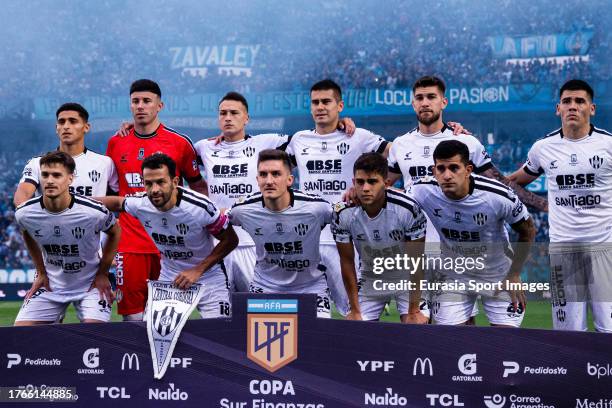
[[247, 299, 298, 372]]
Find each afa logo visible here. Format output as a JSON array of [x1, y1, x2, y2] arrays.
[[247, 299, 298, 372]]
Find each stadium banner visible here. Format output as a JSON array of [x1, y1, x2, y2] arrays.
[[0, 293, 610, 407], [168, 44, 262, 78], [0, 283, 31, 301], [32, 81, 611, 120], [487, 31, 594, 58], [146, 281, 204, 379]]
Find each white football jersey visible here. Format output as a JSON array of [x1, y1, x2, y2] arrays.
[[522, 125, 612, 243], [228, 190, 332, 290], [20, 148, 119, 197], [14, 195, 116, 299], [122, 187, 229, 284], [409, 175, 530, 279], [388, 125, 492, 245], [332, 189, 426, 275], [195, 133, 288, 246], [286, 128, 388, 243]]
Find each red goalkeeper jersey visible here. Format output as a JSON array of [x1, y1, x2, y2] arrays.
[[106, 124, 202, 253]]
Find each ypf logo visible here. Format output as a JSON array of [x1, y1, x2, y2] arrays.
[[247, 299, 298, 372], [294, 223, 309, 236], [502, 361, 520, 378], [484, 394, 506, 408]]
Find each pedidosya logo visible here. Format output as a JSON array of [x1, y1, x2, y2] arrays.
[[247, 299, 298, 372]]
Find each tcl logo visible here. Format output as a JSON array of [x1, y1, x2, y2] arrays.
[[97, 387, 131, 399], [426, 394, 464, 407]]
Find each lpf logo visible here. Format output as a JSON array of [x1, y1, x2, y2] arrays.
[[294, 223, 309, 236], [336, 142, 350, 155], [72, 227, 85, 239], [247, 299, 298, 372], [176, 223, 190, 235], [89, 170, 101, 183]]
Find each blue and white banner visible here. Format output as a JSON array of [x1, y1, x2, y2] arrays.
[[169, 45, 262, 78], [487, 31, 594, 59]]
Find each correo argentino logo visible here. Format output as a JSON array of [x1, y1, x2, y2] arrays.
[[247, 299, 298, 372]]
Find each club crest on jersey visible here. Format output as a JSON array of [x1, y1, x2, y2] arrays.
[[275, 223, 284, 234], [337, 142, 350, 155], [176, 223, 190, 235], [320, 141, 328, 152], [88, 170, 101, 183], [294, 223, 309, 236], [71, 226, 85, 239], [247, 299, 298, 373], [473, 213, 487, 226], [53, 226, 61, 237], [138, 148, 145, 161], [590, 155, 603, 169], [454, 212, 462, 223], [388, 229, 403, 241], [243, 146, 256, 157]]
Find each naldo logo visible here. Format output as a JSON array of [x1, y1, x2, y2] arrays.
[[452, 354, 482, 382]]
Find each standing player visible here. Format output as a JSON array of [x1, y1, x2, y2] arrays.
[[14, 152, 120, 325], [409, 140, 535, 327], [285, 79, 391, 316], [509, 79, 612, 332], [14, 103, 118, 206], [228, 150, 333, 318], [333, 153, 427, 323], [106, 79, 207, 321], [96, 154, 238, 318]]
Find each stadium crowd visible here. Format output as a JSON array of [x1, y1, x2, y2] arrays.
[[0, 0, 609, 100]]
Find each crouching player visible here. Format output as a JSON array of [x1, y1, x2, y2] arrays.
[[14, 151, 120, 325], [409, 140, 535, 327], [332, 153, 428, 323], [97, 153, 238, 318], [228, 149, 333, 318]]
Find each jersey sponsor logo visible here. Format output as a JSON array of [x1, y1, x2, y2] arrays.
[[209, 183, 253, 195], [473, 213, 487, 225], [337, 142, 350, 155], [305, 159, 342, 174], [441, 228, 481, 242], [264, 241, 303, 254], [408, 165, 434, 179], [269, 258, 311, 269], [89, 170, 101, 183], [163, 249, 194, 260], [43, 244, 80, 257], [243, 146, 256, 157], [294, 223, 309, 236], [554, 194, 601, 208], [589, 155, 604, 169], [69, 185, 94, 196], [212, 163, 248, 177], [71, 226, 85, 239], [125, 173, 144, 188], [48, 258, 86, 273], [176, 223, 189, 235], [363, 244, 402, 259], [152, 233, 185, 246], [555, 173, 595, 189], [303, 178, 347, 193]]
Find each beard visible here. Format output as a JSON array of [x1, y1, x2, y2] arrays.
[[417, 110, 441, 126]]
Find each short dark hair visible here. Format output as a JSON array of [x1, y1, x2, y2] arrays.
[[353, 152, 388, 179], [433, 140, 470, 165], [219, 91, 249, 112], [559, 79, 594, 101], [257, 149, 292, 172], [56, 103, 89, 122], [142, 153, 176, 178], [413, 76, 446, 95], [130, 79, 162, 97], [310, 79, 342, 101], [39, 151, 75, 174]]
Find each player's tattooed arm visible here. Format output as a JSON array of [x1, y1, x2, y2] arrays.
[[13, 182, 37, 207], [21, 230, 51, 300], [93, 196, 126, 213], [480, 166, 548, 212], [188, 178, 209, 196], [174, 224, 238, 290], [336, 241, 362, 320], [92, 223, 121, 304], [403, 237, 428, 325], [447, 122, 472, 135], [499, 216, 536, 312]]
